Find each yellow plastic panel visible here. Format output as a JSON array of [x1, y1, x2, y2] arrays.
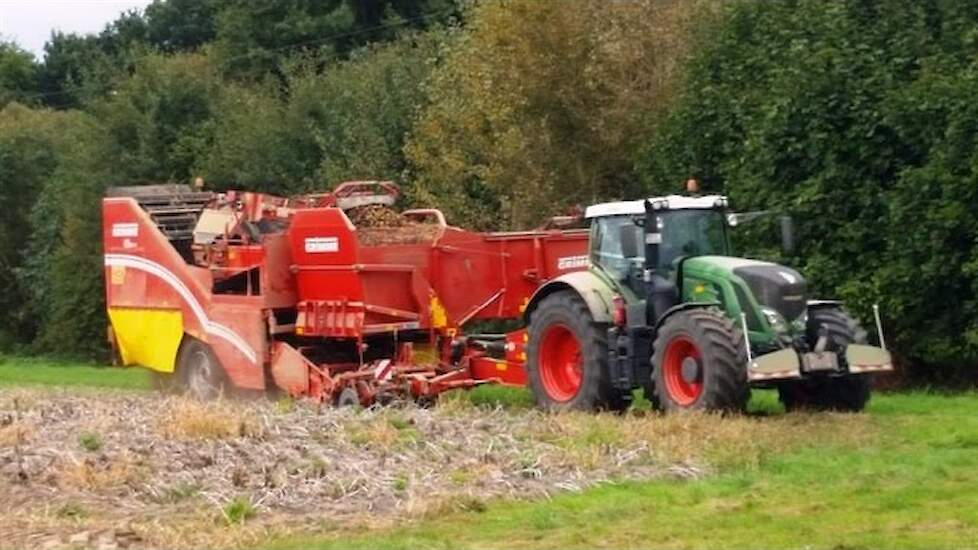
[[108, 307, 183, 373]]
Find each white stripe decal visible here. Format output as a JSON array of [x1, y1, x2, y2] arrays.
[[104, 254, 258, 364]]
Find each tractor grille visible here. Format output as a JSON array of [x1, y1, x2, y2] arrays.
[[733, 264, 807, 321]]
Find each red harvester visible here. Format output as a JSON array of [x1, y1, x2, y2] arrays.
[[102, 181, 589, 405]]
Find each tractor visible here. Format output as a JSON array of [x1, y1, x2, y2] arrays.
[[522, 193, 892, 412]]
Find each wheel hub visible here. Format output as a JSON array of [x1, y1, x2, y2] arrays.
[[680, 356, 702, 384], [538, 323, 583, 402], [661, 335, 704, 406]]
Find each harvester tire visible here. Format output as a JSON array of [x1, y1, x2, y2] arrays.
[[647, 308, 749, 413], [150, 372, 178, 394], [175, 338, 227, 400], [336, 387, 361, 408], [778, 307, 871, 412], [526, 291, 627, 412]]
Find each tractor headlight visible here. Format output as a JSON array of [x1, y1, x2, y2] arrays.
[[760, 306, 789, 334]]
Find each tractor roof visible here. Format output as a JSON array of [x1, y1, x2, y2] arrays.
[[584, 194, 728, 218]]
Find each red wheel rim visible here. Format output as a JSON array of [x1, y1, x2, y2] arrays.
[[662, 335, 703, 406], [538, 323, 583, 402]]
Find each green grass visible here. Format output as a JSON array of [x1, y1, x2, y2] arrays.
[[0, 355, 151, 390], [222, 496, 257, 525], [269, 391, 978, 550]]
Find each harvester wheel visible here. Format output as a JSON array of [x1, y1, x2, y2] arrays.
[[778, 307, 871, 412], [526, 291, 627, 411], [336, 387, 361, 408], [176, 338, 227, 400], [648, 308, 749, 412], [150, 372, 178, 394]]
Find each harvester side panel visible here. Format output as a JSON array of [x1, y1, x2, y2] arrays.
[[103, 198, 267, 387]]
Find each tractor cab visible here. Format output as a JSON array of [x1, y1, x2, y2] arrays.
[[585, 194, 731, 295]]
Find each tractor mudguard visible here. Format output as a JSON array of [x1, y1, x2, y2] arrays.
[[524, 271, 616, 325], [653, 301, 722, 331]]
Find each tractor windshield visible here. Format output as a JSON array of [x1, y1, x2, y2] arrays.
[[590, 209, 729, 282], [656, 209, 729, 271]]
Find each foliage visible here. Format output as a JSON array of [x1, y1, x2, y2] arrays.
[[638, 0, 978, 375], [211, 0, 457, 80], [405, 0, 705, 229], [0, 42, 38, 108], [93, 52, 221, 181], [200, 31, 443, 193], [0, 104, 104, 349], [144, 0, 220, 53]]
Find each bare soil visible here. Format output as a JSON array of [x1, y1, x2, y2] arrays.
[[0, 387, 867, 549], [0, 389, 676, 549]]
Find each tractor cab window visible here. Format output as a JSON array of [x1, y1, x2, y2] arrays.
[[656, 209, 729, 273], [591, 215, 644, 281]]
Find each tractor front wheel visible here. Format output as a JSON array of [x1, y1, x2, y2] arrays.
[[526, 292, 627, 412], [647, 308, 749, 412], [176, 338, 228, 400]]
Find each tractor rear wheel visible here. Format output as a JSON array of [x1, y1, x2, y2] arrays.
[[526, 292, 628, 411], [647, 308, 749, 412], [176, 338, 228, 400], [778, 307, 871, 412]]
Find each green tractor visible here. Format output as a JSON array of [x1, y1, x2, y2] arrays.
[[523, 193, 892, 412]]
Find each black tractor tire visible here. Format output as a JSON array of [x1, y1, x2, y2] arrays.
[[647, 308, 749, 413], [525, 291, 628, 412], [175, 338, 228, 400], [778, 307, 871, 412]]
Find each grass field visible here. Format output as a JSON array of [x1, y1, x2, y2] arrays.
[[0, 355, 152, 390], [2, 357, 977, 549]]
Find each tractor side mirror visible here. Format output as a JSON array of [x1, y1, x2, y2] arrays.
[[620, 223, 640, 259], [780, 215, 795, 254]]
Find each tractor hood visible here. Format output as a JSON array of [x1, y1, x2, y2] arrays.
[[684, 256, 808, 321]]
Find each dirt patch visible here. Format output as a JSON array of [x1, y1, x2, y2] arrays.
[[0, 388, 873, 549], [346, 205, 441, 246]]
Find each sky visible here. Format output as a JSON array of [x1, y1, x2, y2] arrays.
[[0, 0, 153, 59]]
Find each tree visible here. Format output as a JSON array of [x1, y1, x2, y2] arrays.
[[405, 0, 706, 229], [0, 103, 107, 351], [145, 0, 220, 52], [0, 42, 38, 108], [211, 0, 457, 80], [93, 52, 222, 182], [199, 30, 444, 194]]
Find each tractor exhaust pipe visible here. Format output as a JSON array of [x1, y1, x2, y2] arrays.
[[873, 303, 887, 351]]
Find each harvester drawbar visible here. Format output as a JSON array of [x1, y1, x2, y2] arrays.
[[103, 181, 892, 412]]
